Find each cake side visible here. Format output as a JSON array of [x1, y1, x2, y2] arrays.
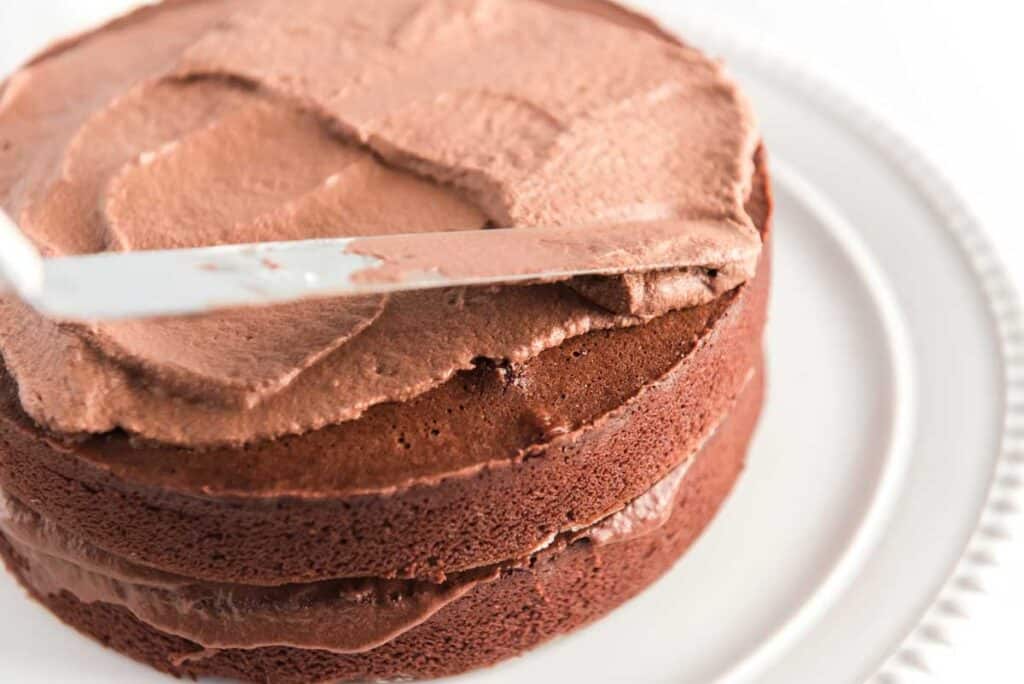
[[0, 363, 765, 683]]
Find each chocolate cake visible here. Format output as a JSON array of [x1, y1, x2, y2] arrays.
[[0, 1, 772, 681]]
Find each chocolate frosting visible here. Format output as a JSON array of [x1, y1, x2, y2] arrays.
[[0, 0, 759, 447]]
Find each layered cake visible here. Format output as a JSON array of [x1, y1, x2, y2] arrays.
[[0, 0, 772, 681]]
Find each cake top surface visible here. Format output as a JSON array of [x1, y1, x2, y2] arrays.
[[0, 0, 758, 447]]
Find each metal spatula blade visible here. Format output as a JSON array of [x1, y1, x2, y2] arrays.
[[0, 208, 759, 322]]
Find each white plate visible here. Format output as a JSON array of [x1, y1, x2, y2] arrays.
[[1, 5, 1021, 684]]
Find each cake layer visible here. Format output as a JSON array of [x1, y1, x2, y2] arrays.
[[0, 365, 764, 682]]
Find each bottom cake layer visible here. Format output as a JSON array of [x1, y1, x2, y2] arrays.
[[0, 367, 763, 683]]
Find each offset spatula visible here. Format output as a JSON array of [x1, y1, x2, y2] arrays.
[[0, 207, 760, 322]]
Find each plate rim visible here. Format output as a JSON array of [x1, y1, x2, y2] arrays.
[[644, 10, 1024, 682]]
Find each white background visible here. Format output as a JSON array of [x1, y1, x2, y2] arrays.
[[1, 1, 1022, 682]]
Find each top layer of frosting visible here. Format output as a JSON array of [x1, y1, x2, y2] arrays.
[[0, 0, 759, 447]]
